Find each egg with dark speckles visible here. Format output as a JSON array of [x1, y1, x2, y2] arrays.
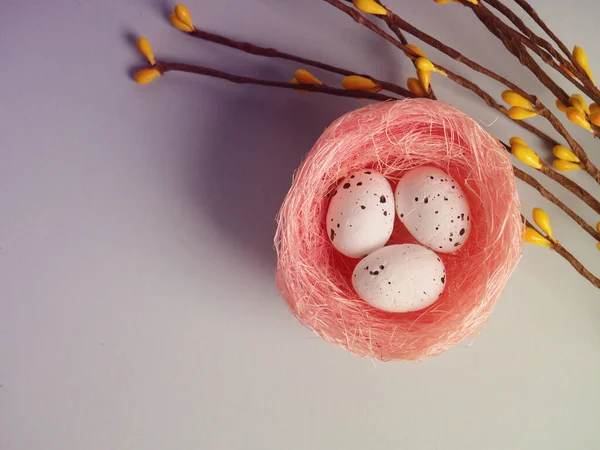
[[326, 170, 394, 258], [395, 166, 471, 253], [352, 244, 446, 313]]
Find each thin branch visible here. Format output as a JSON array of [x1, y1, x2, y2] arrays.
[[537, 164, 600, 215], [524, 218, 600, 289], [511, 0, 599, 100], [480, 0, 599, 103], [155, 61, 402, 100], [186, 28, 408, 97], [511, 164, 600, 242]]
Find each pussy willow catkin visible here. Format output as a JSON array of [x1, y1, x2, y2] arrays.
[[275, 99, 522, 361]]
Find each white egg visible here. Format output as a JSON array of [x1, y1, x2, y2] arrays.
[[352, 244, 446, 313], [394, 166, 471, 253], [326, 170, 394, 258]]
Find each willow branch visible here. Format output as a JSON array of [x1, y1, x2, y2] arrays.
[[482, 0, 567, 66], [184, 28, 408, 97], [510, 161, 600, 241], [524, 218, 600, 289], [324, 0, 600, 194], [155, 61, 402, 100], [479, 0, 600, 103], [510, 0, 600, 101]]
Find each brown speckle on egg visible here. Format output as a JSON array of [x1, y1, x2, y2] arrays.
[[343, 183, 351, 189], [330, 229, 335, 241]]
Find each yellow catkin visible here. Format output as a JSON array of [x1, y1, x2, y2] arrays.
[[509, 136, 527, 147], [134, 68, 161, 84], [507, 106, 537, 120], [552, 160, 581, 171], [566, 107, 592, 131], [415, 57, 435, 72], [590, 103, 600, 114], [511, 144, 542, 169], [294, 69, 323, 86], [169, 13, 194, 32], [417, 69, 431, 92], [407, 77, 427, 97], [434, 0, 453, 4], [590, 112, 600, 127], [136, 37, 155, 65], [555, 99, 569, 112], [523, 227, 552, 247], [552, 145, 580, 163], [404, 44, 426, 59], [342, 75, 380, 92], [569, 94, 590, 114], [174, 4, 194, 29], [353, 0, 388, 15], [532, 208, 553, 240], [573, 45, 595, 84], [502, 90, 534, 109]]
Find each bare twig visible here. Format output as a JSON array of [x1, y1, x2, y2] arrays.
[[155, 61, 402, 100], [510, 0, 600, 101], [510, 162, 600, 241], [524, 219, 600, 289], [186, 28, 408, 97]]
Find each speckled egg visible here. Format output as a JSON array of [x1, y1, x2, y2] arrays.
[[352, 244, 446, 313], [395, 166, 471, 253], [326, 170, 394, 258]]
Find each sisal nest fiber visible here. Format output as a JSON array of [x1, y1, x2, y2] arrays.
[[275, 99, 522, 361]]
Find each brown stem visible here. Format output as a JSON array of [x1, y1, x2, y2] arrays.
[[185, 28, 409, 97], [466, 2, 600, 139], [538, 164, 600, 215], [536, 105, 600, 184], [512, 165, 600, 242], [524, 219, 600, 289], [482, 0, 565, 65], [155, 61, 403, 100], [467, 3, 569, 104], [510, 0, 600, 101], [480, 0, 599, 102], [380, 8, 532, 100]]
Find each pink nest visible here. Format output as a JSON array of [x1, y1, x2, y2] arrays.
[[275, 99, 522, 361]]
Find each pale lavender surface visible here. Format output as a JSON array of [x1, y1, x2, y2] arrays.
[[0, 1, 599, 449]]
